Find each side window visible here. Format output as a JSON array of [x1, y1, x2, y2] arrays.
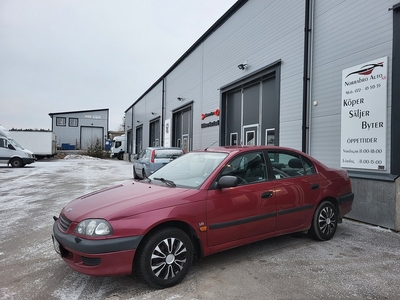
[[138, 149, 146, 159], [69, 118, 78, 127], [220, 151, 266, 184], [144, 149, 152, 159], [0, 138, 6, 148], [56, 117, 66, 126], [268, 151, 316, 179]]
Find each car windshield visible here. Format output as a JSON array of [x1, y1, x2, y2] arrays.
[[148, 151, 228, 188], [9, 138, 24, 150]]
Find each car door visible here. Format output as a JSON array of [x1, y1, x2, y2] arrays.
[[135, 149, 148, 176], [0, 137, 9, 163], [267, 151, 321, 231], [206, 151, 277, 247]]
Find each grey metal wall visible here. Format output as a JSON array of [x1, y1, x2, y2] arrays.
[[131, 82, 163, 153], [160, 0, 306, 150], [310, 0, 395, 169]]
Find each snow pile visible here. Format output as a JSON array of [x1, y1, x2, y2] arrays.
[[63, 154, 100, 160]]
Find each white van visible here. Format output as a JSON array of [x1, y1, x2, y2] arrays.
[[0, 126, 35, 167]]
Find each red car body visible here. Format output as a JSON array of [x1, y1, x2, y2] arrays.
[[52, 146, 353, 288]]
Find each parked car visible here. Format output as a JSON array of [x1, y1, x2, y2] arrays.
[[52, 146, 354, 289], [133, 147, 184, 179]]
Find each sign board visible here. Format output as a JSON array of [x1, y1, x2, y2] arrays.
[[164, 119, 171, 147], [340, 57, 388, 170]]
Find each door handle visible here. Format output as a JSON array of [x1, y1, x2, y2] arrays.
[[261, 191, 273, 199], [311, 183, 319, 190]]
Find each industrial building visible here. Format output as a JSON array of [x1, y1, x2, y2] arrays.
[[124, 0, 400, 230], [49, 108, 109, 150]]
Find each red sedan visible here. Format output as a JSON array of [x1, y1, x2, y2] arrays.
[[52, 146, 354, 289]]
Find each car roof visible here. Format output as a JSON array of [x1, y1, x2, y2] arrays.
[[146, 147, 183, 151], [194, 145, 308, 155]]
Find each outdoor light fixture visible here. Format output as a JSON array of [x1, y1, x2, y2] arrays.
[[137, 121, 140, 123], [177, 97, 183, 101], [151, 112, 157, 115], [237, 63, 248, 70]]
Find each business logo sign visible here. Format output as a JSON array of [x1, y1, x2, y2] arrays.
[[201, 109, 220, 129], [340, 57, 388, 170], [201, 109, 220, 120]]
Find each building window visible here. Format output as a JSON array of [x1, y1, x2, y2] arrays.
[[69, 118, 78, 127], [230, 133, 238, 145], [56, 117, 66, 126]]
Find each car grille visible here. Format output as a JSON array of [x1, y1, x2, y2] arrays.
[[81, 256, 101, 266], [59, 214, 72, 232]]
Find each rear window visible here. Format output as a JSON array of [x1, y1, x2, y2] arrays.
[[155, 149, 183, 159]]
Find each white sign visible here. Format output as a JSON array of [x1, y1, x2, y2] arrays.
[[340, 57, 388, 170], [164, 119, 171, 147]]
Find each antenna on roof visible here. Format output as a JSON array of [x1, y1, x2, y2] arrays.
[[204, 133, 229, 151]]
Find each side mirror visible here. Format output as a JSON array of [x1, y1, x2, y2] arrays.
[[217, 175, 240, 188]]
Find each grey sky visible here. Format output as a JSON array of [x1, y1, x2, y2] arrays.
[[0, 0, 237, 131]]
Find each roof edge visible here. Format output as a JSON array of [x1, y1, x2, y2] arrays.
[[125, 0, 248, 113], [49, 108, 109, 117]]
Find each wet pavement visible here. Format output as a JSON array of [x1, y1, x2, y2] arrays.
[[0, 157, 399, 300]]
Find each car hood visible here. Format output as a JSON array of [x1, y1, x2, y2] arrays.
[[61, 181, 193, 222]]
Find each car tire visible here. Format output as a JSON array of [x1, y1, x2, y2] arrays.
[[133, 167, 140, 179], [10, 158, 24, 168], [117, 152, 124, 160], [309, 201, 337, 241], [136, 227, 193, 289]]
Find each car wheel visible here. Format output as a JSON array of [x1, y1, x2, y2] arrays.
[[117, 152, 124, 160], [309, 201, 337, 241], [133, 167, 140, 179], [136, 227, 193, 289], [10, 158, 24, 168]]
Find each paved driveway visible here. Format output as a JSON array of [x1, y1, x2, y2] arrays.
[[0, 157, 399, 300]]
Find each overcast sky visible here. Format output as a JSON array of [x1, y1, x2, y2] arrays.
[[0, 0, 237, 131]]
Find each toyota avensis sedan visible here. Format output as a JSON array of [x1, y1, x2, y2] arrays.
[[52, 146, 354, 289]]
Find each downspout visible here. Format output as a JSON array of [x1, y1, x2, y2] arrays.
[[302, 0, 312, 153], [161, 77, 166, 147]]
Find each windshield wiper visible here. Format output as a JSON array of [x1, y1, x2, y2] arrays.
[[153, 177, 176, 187]]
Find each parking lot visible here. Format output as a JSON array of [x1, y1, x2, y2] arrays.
[[0, 156, 399, 300]]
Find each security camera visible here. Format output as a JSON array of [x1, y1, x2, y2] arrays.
[[237, 63, 248, 70]]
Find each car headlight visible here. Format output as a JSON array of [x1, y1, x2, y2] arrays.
[[75, 219, 113, 236]]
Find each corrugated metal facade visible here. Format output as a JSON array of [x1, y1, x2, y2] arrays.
[[49, 109, 109, 150], [125, 0, 400, 230]]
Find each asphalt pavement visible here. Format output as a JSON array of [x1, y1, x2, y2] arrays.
[[0, 156, 399, 300]]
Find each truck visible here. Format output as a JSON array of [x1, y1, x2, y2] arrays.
[[110, 134, 126, 160], [10, 130, 57, 159], [0, 125, 36, 167]]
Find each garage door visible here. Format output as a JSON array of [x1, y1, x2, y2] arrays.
[[80, 127, 104, 150]]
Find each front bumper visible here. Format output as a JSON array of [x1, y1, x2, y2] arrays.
[[22, 157, 35, 165], [52, 221, 143, 276]]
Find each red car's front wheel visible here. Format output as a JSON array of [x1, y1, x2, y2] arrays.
[[136, 227, 194, 289]]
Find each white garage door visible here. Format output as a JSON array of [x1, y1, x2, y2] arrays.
[[80, 127, 104, 150]]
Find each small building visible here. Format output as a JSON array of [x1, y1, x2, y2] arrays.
[[48, 109, 109, 150]]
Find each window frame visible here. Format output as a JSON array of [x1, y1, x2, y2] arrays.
[[56, 117, 66, 126], [69, 118, 78, 127]]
